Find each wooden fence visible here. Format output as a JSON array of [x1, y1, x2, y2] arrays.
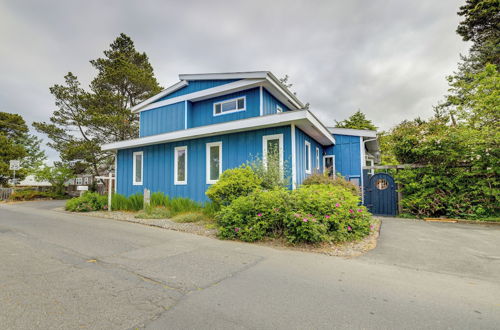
[[0, 188, 13, 200]]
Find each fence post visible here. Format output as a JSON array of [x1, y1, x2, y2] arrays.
[[144, 188, 150, 209]]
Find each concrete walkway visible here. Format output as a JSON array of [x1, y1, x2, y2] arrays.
[[0, 201, 499, 329]]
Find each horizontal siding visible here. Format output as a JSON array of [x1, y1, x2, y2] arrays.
[[117, 125, 292, 202], [332, 134, 361, 180], [139, 102, 185, 137], [295, 127, 325, 186], [190, 88, 260, 128], [262, 88, 289, 115], [157, 80, 238, 102]]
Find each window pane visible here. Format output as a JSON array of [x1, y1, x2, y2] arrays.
[[177, 149, 186, 182], [209, 146, 220, 181], [267, 139, 279, 168], [135, 154, 142, 182], [237, 98, 245, 109], [305, 145, 310, 170], [221, 100, 237, 112], [215, 104, 221, 114]]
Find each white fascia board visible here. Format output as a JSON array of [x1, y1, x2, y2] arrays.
[[102, 110, 334, 151], [328, 127, 377, 138], [179, 71, 268, 80], [266, 72, 304, 109], [305, 111, 336, 145], [131, 80, 189, 112], [134, 79, 265, 113]]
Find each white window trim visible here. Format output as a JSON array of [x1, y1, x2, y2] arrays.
[[213, 96, 246, 117], [305, 141, 311, 174], [276, 105, 283, 113], [206, 141, 222, 184], [316, 147, 320, 170], [75, 177, 83, 185], [262, 134, 284, 175], [174, 146, 188, 185], [133, 151, 143, 185], [83, 177, 89, 184], [323, 155, 335, 178]]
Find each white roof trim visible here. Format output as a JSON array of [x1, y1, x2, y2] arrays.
[[132, 80, 188, 112], [133, 79, 264, 113], [328, 127, 377, 138], [102, 110, 334, 151], [179, 71, 269, 80]]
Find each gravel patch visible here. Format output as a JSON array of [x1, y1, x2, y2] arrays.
[[54, 208, 380, 257]]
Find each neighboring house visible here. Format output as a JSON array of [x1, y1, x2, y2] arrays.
[[17, 175, 52, 189], [102, 71, 380, 202]]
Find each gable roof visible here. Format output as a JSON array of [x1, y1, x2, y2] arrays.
[[131, 71, 304, 112]]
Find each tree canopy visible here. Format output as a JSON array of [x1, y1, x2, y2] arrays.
[[33, 33, 162, 177], [335, 110, 377, 130], [0, 112, 47, 185]]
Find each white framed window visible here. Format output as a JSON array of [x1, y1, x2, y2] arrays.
[[276, 105, 283, 113], [305, 141, 311, 174], [323, 155, 335, 178], [316, 147, 320, 170], [133, 151, 143, 185], [262, 134, 284, 174], [174, 146, 187, 185], [213, 96, 246, 116], [75, 177, 82, 185], [206, 142, 222, 184], [83, 177, 89, 184]]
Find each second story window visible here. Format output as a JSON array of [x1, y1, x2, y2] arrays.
[[75, 177, 82, 185], [213, 96, 245, 116], [276, 105, 283, 113]]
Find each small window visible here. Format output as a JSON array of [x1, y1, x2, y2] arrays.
[[213, 97, 246, 116], [206, 142, 222, 184], [316, 147, 320, 170], [305, 141, 311, 174], [349, 177, 360, 187], [174, 146, 187, 185], [133, 151, 143, 185], [276, 105, 283, 113], [263, 134, 284, 175], [83, 177, 89, 184], [75, 177, 82, 185]]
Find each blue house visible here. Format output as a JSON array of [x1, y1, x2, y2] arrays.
[[102, 71, 380, 203]]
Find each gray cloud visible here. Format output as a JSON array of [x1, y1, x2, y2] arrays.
[[0, 0, 469, 162]]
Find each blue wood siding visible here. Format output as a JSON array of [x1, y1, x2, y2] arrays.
[[295, 127, 325, 186], [262, 88, 289, 115], [189, 88, 260, 128], [156, 79, 238, 102], [332, 134, 361, 180], [139, 101, 185, 137], [117, 126, 292, 202]]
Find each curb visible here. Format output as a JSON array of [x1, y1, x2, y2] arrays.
[[423, 218, 500, 226]]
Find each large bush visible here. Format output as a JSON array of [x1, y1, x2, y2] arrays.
[[9, 189, 55, 201], [217, 184, 372, 244], [206, 165, 262, 208], [65, 192, 107, 212]]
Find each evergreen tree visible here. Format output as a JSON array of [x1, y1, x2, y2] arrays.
[[335, 110, 377, 130], [34, 34, 162, 177]]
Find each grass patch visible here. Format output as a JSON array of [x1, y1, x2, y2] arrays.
[[135, 206, 172, 219], [171, 212, 207, 223]]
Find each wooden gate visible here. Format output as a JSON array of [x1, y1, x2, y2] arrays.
[[364, 173, 398, 216]]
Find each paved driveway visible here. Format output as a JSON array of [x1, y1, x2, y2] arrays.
[[0, 201, 499, 329]]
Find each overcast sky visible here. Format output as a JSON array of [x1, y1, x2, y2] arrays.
[[0, 0, 468, 163]]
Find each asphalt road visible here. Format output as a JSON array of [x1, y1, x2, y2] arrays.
[[1, 201, 499, 329]]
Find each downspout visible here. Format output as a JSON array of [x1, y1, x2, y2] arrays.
[[361, 137, 377, 204]]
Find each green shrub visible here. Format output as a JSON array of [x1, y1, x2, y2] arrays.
[[65, 192, 107, 212], [9, 189, 53, 201], [206, 165, 262, 208], [217, 188, 291, 242], [151, 192, 169, 208], [135, 206, 171, 219], [290, 185, 371, 242], [172, 212, 207, 223], [127, 193, 144, 211], [217, 184, 372, 244], [169, 197, 201, 215], [111, 193, 129, 210], [247, 156, 290, 190], [302, 173, 359, 195]]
